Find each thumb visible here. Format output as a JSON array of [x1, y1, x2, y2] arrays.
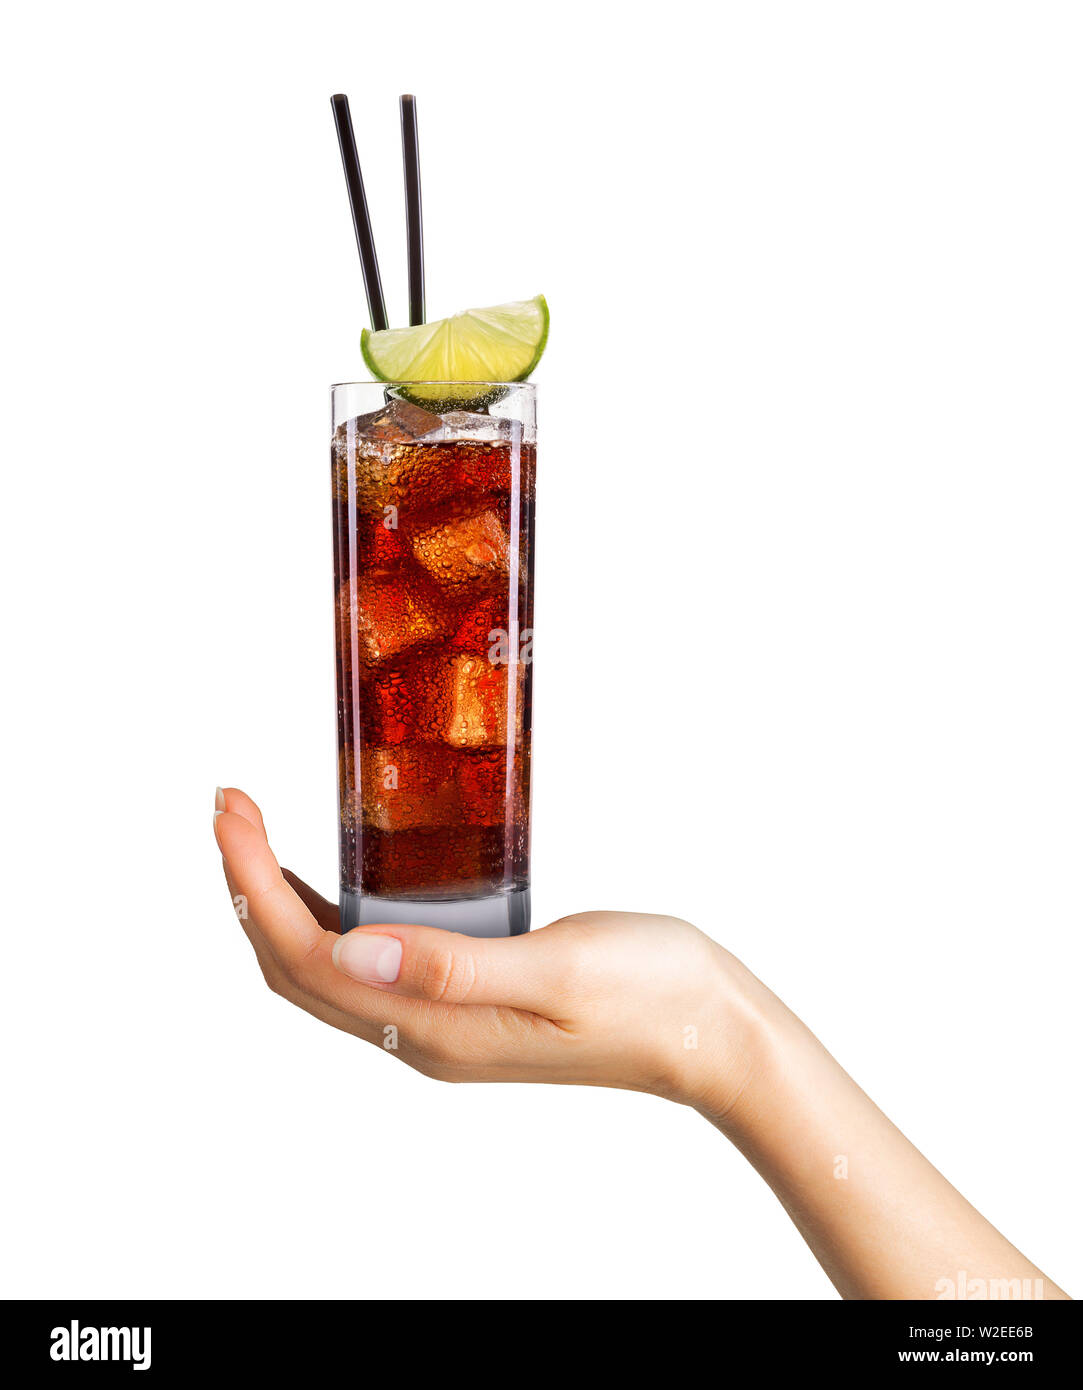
[[331, 922, 570, 1013]]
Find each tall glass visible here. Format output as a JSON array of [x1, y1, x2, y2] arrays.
[[331, 383, 535, 937]]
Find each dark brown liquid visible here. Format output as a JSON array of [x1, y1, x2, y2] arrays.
[[332, 408, 534, 900]]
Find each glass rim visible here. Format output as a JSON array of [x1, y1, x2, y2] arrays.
[[330, 379, 536, 391]]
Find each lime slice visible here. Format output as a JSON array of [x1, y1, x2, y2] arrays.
[[361, 295, 548, 408]]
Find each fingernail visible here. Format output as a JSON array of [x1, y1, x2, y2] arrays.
[[214, 786, 226, 817], [332, 931, 402, 984]]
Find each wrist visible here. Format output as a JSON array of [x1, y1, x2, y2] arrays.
[[692, 966, 871, 1179], [659, 945, 780, 1126]]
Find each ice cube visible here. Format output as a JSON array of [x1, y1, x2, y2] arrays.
[[357, 658, 419, 746], [449, 594, 507, 655], [353, 509, 411, 573], [408, 508, 509, 590], [455, 749, 508, 826], [337, 574, 446, 664], [439, 410, 517, 443], [353, 398, 445, 443], [332, 403, 520, 515], [421, 653, 524, 748], [357, 745, 459, 831], [332, 401, 443, 511]]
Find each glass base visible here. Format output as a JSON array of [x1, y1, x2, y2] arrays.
[[339, 887, 530, 938]]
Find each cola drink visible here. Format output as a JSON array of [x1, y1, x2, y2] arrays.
[[331, 384, 535, 936]]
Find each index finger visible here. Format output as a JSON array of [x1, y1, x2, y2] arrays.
[[214, 787, 328, 975], [215, 788, 443, 1031]]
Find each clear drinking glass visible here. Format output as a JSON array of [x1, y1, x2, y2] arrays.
[[331, 382, 535, 937]]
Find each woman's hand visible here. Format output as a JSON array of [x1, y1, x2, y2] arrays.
[[214, 786, 762, 1113], [215, 785, 1069, 1300]]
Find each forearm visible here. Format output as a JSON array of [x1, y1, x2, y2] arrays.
[[693, 961, 1068, 1300]]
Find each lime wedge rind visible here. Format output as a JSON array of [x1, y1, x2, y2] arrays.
[[385, 383, 511, 414], [361, 295, 548, 396]]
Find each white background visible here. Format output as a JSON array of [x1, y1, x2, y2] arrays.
[[2, 1, 1080, 1300]]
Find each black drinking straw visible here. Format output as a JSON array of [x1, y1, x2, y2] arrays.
[[399, 94, 425, 326], [330, 94, 388, 331]]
